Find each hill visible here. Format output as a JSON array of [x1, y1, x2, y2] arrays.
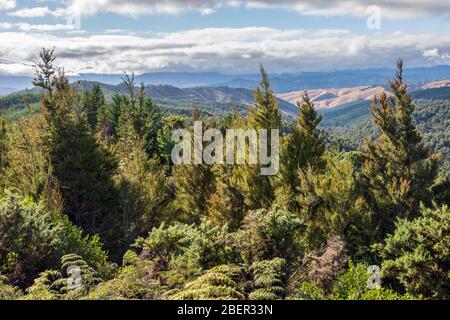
[[0, 81, 298, 116], [276, 86, 388, 109], [325, 99, 450, 172]]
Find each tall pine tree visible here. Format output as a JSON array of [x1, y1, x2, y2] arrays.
[[362, 59, 438, 238], [275, 91, 325, 212]]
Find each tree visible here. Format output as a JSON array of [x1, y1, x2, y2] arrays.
[[33, 49, 120, 249], [296, 152, 374, 256], [236, 66, 282, 210], [362, 59, 438, 238], [83, 84, 105, 131], [276, 91, 325, 212], [116, 119, 171, 249], [0, 116, 9, 189]]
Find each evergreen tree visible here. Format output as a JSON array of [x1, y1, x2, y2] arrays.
[[173, 163, 215, 224], [0, 116, 9, 188], [362, 59, 438, 238], [237, 66, 282, 210], [276, 91, 325, 212], [33, 49, 120, 251], [83, 84, 105, 131], [296, 152, 374, 256]]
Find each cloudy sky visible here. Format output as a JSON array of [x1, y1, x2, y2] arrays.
[[0, 0, 449, 75]]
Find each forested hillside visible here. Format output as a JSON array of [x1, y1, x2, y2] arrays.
[[325, 99, 450, 172], [0, 50, 448, 300]]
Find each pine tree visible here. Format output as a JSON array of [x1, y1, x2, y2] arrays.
[[0, 116, 9, 188], [116, 119, 171, 249], [83, 84, 105, 131], [276, 91, 325, 212], [33, 49, 120, 251], [237, 66, 282, 210], [173, 163, 215, 224], [362, 59, 438, 238]]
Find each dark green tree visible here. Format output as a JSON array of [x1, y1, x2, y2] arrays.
[[83, 84, 105, 131]]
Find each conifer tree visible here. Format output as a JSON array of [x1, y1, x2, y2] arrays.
[[237, 66, 281, 210], [0, 116, 9, 187], [207, 109, 246, 228], [362, 59, 438, 238], [33, 48, 120, 249], [276, 92, 325, 212], [83, 84, 105, 131]]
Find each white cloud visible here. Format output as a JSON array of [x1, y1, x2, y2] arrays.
[[0, 27, 449, 76], [8, 6, 66, 18], [423, 48, 440, 58], [66, 0, 450, 18], [423, 48, 450, 61], [0, 0, 15, 10], [0, 23, 74, 32]]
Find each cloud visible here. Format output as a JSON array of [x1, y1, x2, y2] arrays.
[[66, 0, 450, 18], [0, 23, 75, 32], [0, 27, 449, 76], [423, 48, 450, 61], [8, 6, 66, 18], [423, 48, 440, 58], [0, 0, 15, 10]]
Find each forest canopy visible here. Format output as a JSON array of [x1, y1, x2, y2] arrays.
[[0, 50, 448, 301]]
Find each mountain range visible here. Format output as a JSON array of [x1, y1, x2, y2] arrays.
[[1, 65, 450, 95]]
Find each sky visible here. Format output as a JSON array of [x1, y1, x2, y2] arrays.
[[0, 0, 449, 76]]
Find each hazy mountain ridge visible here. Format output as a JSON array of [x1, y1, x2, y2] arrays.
[[1, 65, 449, 93]]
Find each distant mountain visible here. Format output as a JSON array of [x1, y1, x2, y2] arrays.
[[276, 86, 389, 110], [320, 86, 450, 126], [421, 79, 450, 89], [2, 80, 298, 116], [411, 87, 450, 100], [2, 65, 450, 93], [74, 81, 297, 115]]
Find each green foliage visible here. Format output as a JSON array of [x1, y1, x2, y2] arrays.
[[87, 261, 162, 300], [277, 91, 325, 212], [291, 262, 408, 300], [296, 152, 374, 256], [134, 220, 236, 287], [83, 84, 105, 131], [0, 191, 108, 288], [0, 275, 22, 300], [331, 262, 408, 300], [171, 265, 244, 300], [361, 60, 438, 239], [378, 204, 450, 299], [236, 66, 282, 210], [249, 258, 286, 300], [1, 52, 448, 300], [233, 209, 304, 265], [173, 164, 215, 224], [33, 50, 120, 253]]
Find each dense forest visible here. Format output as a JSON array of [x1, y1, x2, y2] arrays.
[[0, 49, 448, 300]]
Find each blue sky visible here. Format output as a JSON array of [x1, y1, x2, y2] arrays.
[[0, 0, 449, 75]]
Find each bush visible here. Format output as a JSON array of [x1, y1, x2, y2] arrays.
[[0, 191, 109, 288], [378, 204, 450, 299]]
